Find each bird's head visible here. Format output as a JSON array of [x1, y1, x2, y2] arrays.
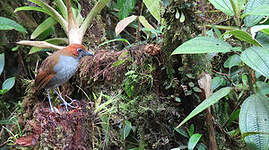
[[65, 44, 94, 59]]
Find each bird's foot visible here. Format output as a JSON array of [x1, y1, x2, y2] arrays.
[[60, 96, 78, 111]]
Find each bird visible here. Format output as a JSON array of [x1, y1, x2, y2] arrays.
[[34, 44, 94, 112]]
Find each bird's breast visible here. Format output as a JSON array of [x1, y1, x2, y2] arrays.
[[46, 55, 79, 88]]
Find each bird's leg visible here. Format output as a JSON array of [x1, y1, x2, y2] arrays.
[[46, 89, 54, 112], [53, 88, 76, 111]]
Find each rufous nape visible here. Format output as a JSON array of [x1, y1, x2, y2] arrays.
[[34, 44, 93, 112]]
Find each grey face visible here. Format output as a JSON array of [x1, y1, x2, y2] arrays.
[[77, 48, 94, 59]]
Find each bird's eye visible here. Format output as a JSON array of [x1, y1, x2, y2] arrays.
[[77, 48, 83, 53]]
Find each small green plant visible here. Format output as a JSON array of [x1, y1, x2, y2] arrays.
[[0, 53, 15, 95], [174, 124, 206, 150], [15, 0, 111, 53], [172, 0, 269, 149]]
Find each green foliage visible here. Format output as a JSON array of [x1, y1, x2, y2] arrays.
[[0, 17, 27, 33], [171, 37, 232, 55], [208, 0, 234, 16], [188, 134, 202, 150], [117, 0, 137, 20], [223, 54, 241, 69], [243, 0, 269, 27], [240, 47, 269, 78], [176, 87, 231, 128], [224, 30, 262, 46], [30, 17, 57, 39], [142, 0, 161, 23], [239, 94, 269, 150], [0, 53, 15, 95]]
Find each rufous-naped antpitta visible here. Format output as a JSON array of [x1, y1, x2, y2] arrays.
[[34, 44, 93, 112]]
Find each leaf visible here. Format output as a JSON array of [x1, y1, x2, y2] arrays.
[[2, 77, 15, 91], [208, 0, 234, 16], [31, 17, 57, 39], [79, 0, 112, 36], [138, 16, 154, 30], [243, 0, 269, 27], [248, 4, 269, 16], [212, 77, 225, 91], [176, 87, 231, 128], [45, 38, 68, 45], [99, 38, 130, 47], [115, 15, 137, 36], [224, 54, 241, 69], [250, 25, 269, 39], [226, 109, 240, 127], [0, 53, 4, 75], [174, 128, 189, 138], [239, 94, 269, 150], [28, 0, 67, 32], [121, 120, 132, 140], [0, 17, 27, 33], [55, 0, 67, 20], [0, 89, 8, 95], [225, 30, 262, 46], [143, 0, 160, 23], [15, 135, 38, 146], [188, 134, 202, 150], [256, 81, 269, 96], [117, 0, 137, 20], [14, 6, 49, 14], [240, 46, 269, 78], [171, 37, 232, 55]]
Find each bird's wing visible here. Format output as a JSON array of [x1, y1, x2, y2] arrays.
[[34, 52, 60, 89]]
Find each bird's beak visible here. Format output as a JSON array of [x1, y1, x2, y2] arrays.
[[82, 50, 94, 57]]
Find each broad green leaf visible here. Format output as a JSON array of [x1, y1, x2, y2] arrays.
[[0, 53, 4, 75], [138, 16, 154, 30], [248, 4, 269, 16], [208, 0, 234, 16], [256, 81, 269, 96], [14, 6, 49, 14], [2, 77, 15, 91], [212, 76, 225, 91], [224, 54, 241, 68], [28, 0, 67, 32], [171, 37, 232, 55], [55, 0, 67, 20], [240, 47, 269, 78], [239, 94, 269, 150], [176, 87, 231, 128], [225, 30, 262, 46], [188, 134, 202, 150], [143, 0, 160, 23], [115, 15, 137, 36], [243, 0, 269, 27], [31, 17, 57, 39], [0, 17, 27, 33], [117, 0, 137, 20]]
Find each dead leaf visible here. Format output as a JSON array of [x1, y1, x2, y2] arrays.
[[115, 15, 137, 36], [198, 72, 212, 98], [15, 135, 38, 146]]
